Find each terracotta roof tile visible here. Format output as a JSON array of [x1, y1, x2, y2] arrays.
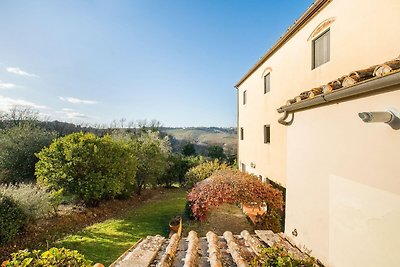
[[111, 230, 320, 267], [283, 55, 400, 107]]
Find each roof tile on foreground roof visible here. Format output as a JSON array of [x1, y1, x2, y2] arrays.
[[111, 230, 321, 267], [283, 55, 400, 107]]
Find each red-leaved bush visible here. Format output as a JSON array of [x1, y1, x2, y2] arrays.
[[187, 168, 284, 221]]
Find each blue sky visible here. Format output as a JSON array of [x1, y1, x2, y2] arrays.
[[0, 0, 313, 127]]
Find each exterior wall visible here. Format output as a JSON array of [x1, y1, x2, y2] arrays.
[[236, 0, 400, 265], [285, 88, 400, 266], [237, 0, 400, 187]]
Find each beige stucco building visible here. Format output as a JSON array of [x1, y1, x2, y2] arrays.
[[236, 0, 400, 266]]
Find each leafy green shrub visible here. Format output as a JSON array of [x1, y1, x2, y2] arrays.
[[254, 208, 283, 233], [160, 155, 204, 187], [184, 159, 229, 188], [207, 145, 226, 160], [226, 155, 238, 168], [48, 188, 64, 214], [0, 124, 57, 184], [133, 131, 170, 194], [0, 193, 27, 245], [36, 132, 137, 205], [184, 200, 195, 219], [2, 247, 92, 266], [181, 142, 196, 156], [0, 184, 54, 221], [250, 245, 316, 267], [188, 169, 284, 221]]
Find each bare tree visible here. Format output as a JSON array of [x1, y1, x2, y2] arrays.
[[119, 118, 126, 128], [0, 106, 39, 128]]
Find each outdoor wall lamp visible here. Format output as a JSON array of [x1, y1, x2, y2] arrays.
[[358, 108, 400, 130]]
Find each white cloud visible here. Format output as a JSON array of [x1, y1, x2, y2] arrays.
[[0, 80, 16, 89], [6, 67, 38, 77], [0, 95, 48, 112], [57, 108, 88, 119], [58, 96, 98, 105]]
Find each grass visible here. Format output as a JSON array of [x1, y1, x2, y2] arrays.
[[55, 189, 187, 266]]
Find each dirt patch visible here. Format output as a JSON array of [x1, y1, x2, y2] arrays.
[[0, 189, 162, 261], [183, 204, 255, 236]]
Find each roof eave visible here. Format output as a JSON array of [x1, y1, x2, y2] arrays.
[[277, 70, 400, 114], [234, 0, 332, 89]]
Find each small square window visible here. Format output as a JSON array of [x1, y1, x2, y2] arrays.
[[264, 125, 270, 144], [240, 127, 244, 140], [312, 29, 330, 69], [243, 90, 247, 105], [264, 73, 270, 94]]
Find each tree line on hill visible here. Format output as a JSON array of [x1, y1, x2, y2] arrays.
[[0, 106, 236, 188]]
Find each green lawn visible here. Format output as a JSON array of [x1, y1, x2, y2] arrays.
[[55, 189, 187, 266]]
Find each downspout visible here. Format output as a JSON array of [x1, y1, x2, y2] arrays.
[[278, 111, 294, 126], [277, 71, 400, 125]]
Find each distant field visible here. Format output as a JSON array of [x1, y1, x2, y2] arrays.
[[162, 127, 237, 155]]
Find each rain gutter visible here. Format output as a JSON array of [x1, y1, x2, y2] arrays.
[[277, 70, 400, 125]]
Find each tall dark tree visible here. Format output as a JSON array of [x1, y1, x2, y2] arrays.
[[207, 145, 226, 160], [182, 143, 196, 156]]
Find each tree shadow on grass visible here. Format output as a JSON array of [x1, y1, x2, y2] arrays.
[[56, 190, 187, 266]]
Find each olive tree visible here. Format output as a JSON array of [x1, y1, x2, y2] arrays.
[[0, 124, 56, 184], [133, 131, 170, 194]]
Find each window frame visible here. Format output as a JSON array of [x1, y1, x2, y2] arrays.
[[264, 125, 270, 144], [312, 28, 330, 69], [263, 73, 271, 94]]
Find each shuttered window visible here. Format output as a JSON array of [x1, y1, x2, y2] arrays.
[[312, 29, 330, 69], [264, 73, 270, 94]]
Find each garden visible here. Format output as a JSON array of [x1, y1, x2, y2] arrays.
[[0, 108, 297, 266]]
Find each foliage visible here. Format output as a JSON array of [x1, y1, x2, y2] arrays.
[[254, 208, 283, 233], [0, 193, 27, 245], [184, 200, 195, 219], [56, 189, 186, 266], [0, 124, 57, 184], [187, 169, 284, 221], [36, 132, 137, 205], [0, 184, 54, 221], [226, 155, 238, 168], [250, 245, 316, 267], [159, 154, 184, 187], [0, 106, 39, 129], [2, 247, 92, 267], [48, 189, 64, 214], [160, 155, 204, 187], [133, 131, 170, 194], [207, 145, 226, 160], [184, 159, 229, 188], [181, 142, 196, 156]]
